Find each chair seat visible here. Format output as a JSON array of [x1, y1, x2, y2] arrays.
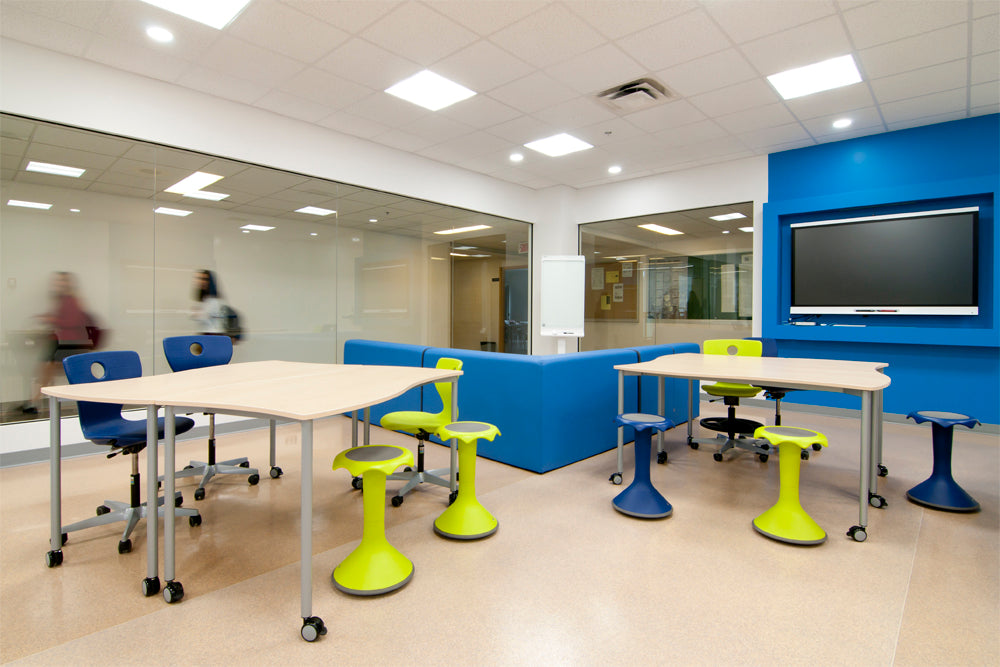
[[436, 421, 500, 444], [704, 382, 761, 398], [754, 425, 828, 450], [907, 411, 979, 429], [87, 415, 196, 447], [615, 413, 674, 433], [380, 411, 450, 436], [334, 445, 413, 477]]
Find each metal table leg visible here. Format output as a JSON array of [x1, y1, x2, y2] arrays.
[[162, 406, 183, 603], [46, 396, 63, 568], [143, 405, 160, 595], [299, 420, 326, 641]]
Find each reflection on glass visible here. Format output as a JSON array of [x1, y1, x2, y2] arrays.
[[579, 203, 753, 351], [0, 113, 531, 426]]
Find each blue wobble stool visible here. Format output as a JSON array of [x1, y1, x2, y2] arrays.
[[906, 411, 980, 512], [613, 414, 675, 518]]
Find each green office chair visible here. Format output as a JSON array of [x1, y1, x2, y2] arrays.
[[694, 339, 771, 463], [376, 357, 462, 506]]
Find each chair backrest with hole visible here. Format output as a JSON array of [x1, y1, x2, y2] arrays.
[[701, 339, 762, 397], [431, 357, 463, 421], [62, 351, 142, 444], [162, 335, 233, 372]]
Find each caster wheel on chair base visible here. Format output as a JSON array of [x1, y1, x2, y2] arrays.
[[391, 495, 404, 507], [657, 451, 668, 464], [118, 539, 132, 554], [194, 488, 206, 501], [351, 476, 362, 490], [713, 452, 723, 462], [877, 464, 888, 477], [141, 576, 160, 596], [270, 466, 283, 479], [758, 453, 769, 463], [448, 490, 458, 505], [189, 514, 202, 527], [301, 616, 327, 642], [239, 461, 250, 468], [689, 440, 699, 450], [248, 474, 260, 486], [609, 472, 623, 485], [163, 580, 184, 603], [45, 550, 63, 568], [847, 525, 868, 542]]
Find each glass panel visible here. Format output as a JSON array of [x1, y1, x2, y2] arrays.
[[1, 113, 531, 428], [579, 203, 754, 351]]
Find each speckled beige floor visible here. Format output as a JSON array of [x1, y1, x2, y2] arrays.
[[1, 404, 997, 666]]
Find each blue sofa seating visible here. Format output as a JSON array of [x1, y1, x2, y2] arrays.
[[343, 339, 700, 473]]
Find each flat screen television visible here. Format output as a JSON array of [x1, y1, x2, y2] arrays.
[[790, 207, 979, 316]]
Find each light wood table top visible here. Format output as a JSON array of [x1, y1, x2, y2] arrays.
[[42, 360, 463, 421], [615, 353, 890, 393]]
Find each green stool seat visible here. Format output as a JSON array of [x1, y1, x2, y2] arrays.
[[752, 426, 829, 545], [433, 421, 500, 540], [332, 445, 415, 595]]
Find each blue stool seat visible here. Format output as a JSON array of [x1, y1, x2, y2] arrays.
[[906, 411, 980, 512], [613, 413, 675, 519]]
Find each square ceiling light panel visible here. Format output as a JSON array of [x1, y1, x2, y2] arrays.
[[524, 133, 594, 157], [385, 70, 476, 111], [139, 0, 252, 30], [767, 55, 862, 100]]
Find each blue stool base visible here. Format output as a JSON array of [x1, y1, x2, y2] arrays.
[[907, 477, 980, 512], [613, 483, 672, 519]]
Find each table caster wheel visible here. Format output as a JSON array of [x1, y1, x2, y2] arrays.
[[403, 466, 412, 472], [270, 466, 283, 479], [194, 488, 206, 501], [391, 495, 404, 507], [141, 576, 160, 597], [301, 616, 327, 642], [248, 473, 260, 485], [351, 476, 362, 490], [45, 550, 63, 568], [118, 539, 132, 554], [713, 452, 723, 462], [189, 514, 202, 527], [689, 440, 699, 450], [801, 450, 810, 461], [657, 451, 668, 464], [609, 472, 623, 485], [877, 464, 888, 477], [175, 494, 184, 507], [163, 581, 184, 603], [847, 525, 868, 542], [869, 494, 887, 509], [758, 453, 769, 463], [96, 505, 110, 516], [183, 464, 194, 470], [239, 461, 250, 468], [449, 490, 458, 505]]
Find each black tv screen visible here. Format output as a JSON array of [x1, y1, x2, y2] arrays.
[[790, 208, 979, 316]]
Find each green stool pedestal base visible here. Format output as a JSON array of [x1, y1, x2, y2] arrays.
[[332, 545, 414, 595], [434, 421, 500, 540]]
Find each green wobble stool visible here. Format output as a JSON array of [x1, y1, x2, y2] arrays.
[[332, 445, 415, 595], [433, 422, 501, 540], [752, 426, 829, 545]]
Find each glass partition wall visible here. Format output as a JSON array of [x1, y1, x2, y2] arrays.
[[579, 203, 753, 351], [0, 114, 530, 424]]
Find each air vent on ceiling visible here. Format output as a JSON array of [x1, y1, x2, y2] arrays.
[[596, 77, 673, 113]]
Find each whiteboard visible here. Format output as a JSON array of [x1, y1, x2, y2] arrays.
[[540, 255, 585, 337]]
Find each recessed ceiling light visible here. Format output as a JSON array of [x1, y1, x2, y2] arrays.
[[369, 218, 378, 223], [509, 152, 524, 163], [385, 70, 476, 111], [145, 26, 174, 42], [310, 232, 318, 237], [70, 208, 81, 213], [240, 224, 275, 231], [722, 230, 731, 234], [638, 223, 683, 236], [7, 199, 52, 210], [767, 55, 862, 100], [138, 0, 252, 30], [242, 230, 250, 234], [710, 212, 746, 221], [183, 190, 229, 201], [434, 225, 491, 235], [450, 252, 490, 258], [26, 161, 86, 178], [296, 206, 336, 216], [832, 117, 853, 129], [154, 206, 192, 217], [608, 165, 622, 175], [739, 227, 754, 233], [165, 171, 223, 195], [524, 133, 593, 157]]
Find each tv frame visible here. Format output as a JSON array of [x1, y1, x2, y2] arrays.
[[789, 207, 979, 316]]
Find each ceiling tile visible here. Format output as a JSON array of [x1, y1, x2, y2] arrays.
[[655, 48, 758, 98], [870, 60, 968, 104], [0, 5, 95, 56], [971, 51, 1000, 84], [617, 8, 731, 71], [402, 113, 475, 145], [623, 99, 707, 133], [859, 24, 968, 79], [428, 1, 546, 37], [841, 0, 968, 50], [314, 37, 418, 90], [533, 98, 619, 131], [970, 81, 1000, 109], [655, 119, 729, 147], [3, 0, 110, 31], [544, 43, 648, 95], [489, 3, 607, 69], [338, 88, 432, 128], [361, 2, 477, 66], [783, 81, 874, 120], [736, 122, 812, 150], [688, 78, 783, 118], [739, 15, 852, 76], [200, 34, 306, 87], [713, 103, 798, 134], [175, 66, 271, 105], [433, 39, 534, 93], [973, 13, 1000, 54], [567, 0, 698, 40], [84, 38, 192, 83], [374, 128, 436, 153], [880, 88, 970, 125], [254, 89, 333, 123], [280, 0, 401, 34], [800, 107, 885, 139], [316, 111, 392, 140], [278, 67, 375, 109], [438, 95, 521, 130], [886, 108, 969, 132], [488, 71, 578, 115], [704, 0, 837, 45], [228, 1, 350, 64]]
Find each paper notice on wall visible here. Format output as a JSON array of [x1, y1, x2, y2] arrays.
[[613, 282, 624, 302], [606, 270, 619, 283], [622, 263, 633, 278], [591, 267, 605, 290]]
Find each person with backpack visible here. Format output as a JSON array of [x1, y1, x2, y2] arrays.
[[192, 269, 241, 342]]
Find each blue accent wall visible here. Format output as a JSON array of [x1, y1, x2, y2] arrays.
[[763, 115, 1000, 424]]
